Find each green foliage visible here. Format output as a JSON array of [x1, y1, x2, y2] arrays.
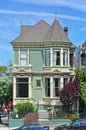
[[76, 68, 85, 82], [0, 65, 7, 76], [80, 82, 86, 102], [0, 65, 13, 104], [0, 78, 12, 103], [14, 102, 36, 118], [76, 68, 86, 104]]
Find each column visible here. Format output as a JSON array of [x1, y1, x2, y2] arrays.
[[18, 48, 20, 66], [50, 48, 53, 66], [60, 48, 63, 67], [29, 76, 32, 98], [60, 77, 63, 90], [13, 76, 16, 105], [50, 77, 53, 98], [68, 49, 70, 67], [27, 49, 29, 66]]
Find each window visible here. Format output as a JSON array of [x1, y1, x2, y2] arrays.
[[16, 78, 28, 97], [81, 54, 86, 66], [45, 50, 50, 66], [20, 50, 27, 66], [45, 78, 50, 97], [81, 120, 86, 126], [54, 78, 60, 97], [63, 49, 68, 66], [72, 121, 80, 127], [36, 80, 41, 87], [70, 54, 73, 67], [53, 50, 60, 65], [63, 78, 68, 87]]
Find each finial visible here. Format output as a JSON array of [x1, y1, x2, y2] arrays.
[[55, 12, 57, 19]]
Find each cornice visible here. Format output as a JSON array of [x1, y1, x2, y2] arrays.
[[12, 41, 72, 48], [13, 70, 70, 76]]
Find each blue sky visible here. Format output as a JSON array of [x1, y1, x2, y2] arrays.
[[0, 0, 86, 65]]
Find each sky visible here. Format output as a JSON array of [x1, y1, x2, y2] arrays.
[[0, 0, 86, 66]]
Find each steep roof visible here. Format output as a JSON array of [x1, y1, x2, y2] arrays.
[[11, 19, 74, 46], [82, 42, 86, 47], [12, 20, 50, 42], [44, 19, 70, 42]]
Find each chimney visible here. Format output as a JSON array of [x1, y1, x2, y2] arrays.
[[64, 27, 68, 36]]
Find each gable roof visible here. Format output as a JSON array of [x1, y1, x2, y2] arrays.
[[11, 19, 75, 49]]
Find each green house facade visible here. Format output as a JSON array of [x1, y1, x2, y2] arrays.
[[11, 19, 76, 111]]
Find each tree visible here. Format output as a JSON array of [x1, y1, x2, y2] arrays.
[[76, 68, 85, 82], [0, 78, 12, 104], [81, 82, 86, 104], [0, 65, 7, 77], [59, 75, 81, 113], [76, 68, 86, 109], [0, 65, 13, 104]]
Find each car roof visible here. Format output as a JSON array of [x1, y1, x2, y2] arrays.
[[75, 118, 86, 121]]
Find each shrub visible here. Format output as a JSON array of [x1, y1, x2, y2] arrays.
[[14, 102, 36, 118], [24, 113, 38, 124], [68, 112, 78, 121]]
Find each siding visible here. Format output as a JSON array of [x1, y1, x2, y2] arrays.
[[14, 49, 18, 65], [30, 49, 43, 71]]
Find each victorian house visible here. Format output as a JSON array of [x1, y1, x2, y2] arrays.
[[76, 42, 86, 75], [11, 19, 76, 111]]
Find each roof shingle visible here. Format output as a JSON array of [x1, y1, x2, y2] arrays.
[[11, 19, 74, 47]]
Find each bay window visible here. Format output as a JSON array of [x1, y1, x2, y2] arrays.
[[53, 50, 60, 65], [45, 50, 50, 66], [63, 49, 68, 66]]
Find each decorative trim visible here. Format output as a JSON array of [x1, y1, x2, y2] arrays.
[[12, 42, 72, 49]]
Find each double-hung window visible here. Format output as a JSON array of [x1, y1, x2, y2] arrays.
[[16, 78, 28, 97], [81, 54, 86, 66], [45, 78, 50, 97], [63, 78, 68, 87], [20, 50, 27, 66], [54, 78, 60, 97], [53, 50, 60, 65], [45, 50, 50, 66]]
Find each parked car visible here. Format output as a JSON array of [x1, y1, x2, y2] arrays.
[[12, 123, 49, 130], [54, 118, 86, 130]]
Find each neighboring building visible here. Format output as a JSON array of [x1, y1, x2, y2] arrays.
[[76, 42, 86, 74], [11, 19, 76, 111]]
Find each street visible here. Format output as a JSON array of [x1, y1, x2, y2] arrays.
[[0, 124, 57, 130]]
